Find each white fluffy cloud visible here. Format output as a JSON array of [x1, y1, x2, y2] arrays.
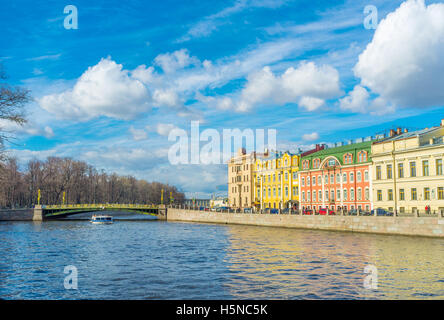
[[221, 62, 342, 112], [354, 0, 444, 108], [154, 49, 199, 74], [39, 58, 151, 120], [339, 85, 395, 115], [0, 119, 54, 138], [155, 123, 180, 136], [302, 132, 320, 142], [152, 89, 181, 108]]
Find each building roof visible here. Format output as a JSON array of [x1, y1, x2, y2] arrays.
[[300, 140, 374, 169], [303, 140, 374, 159], [373, 127, 440, 144]]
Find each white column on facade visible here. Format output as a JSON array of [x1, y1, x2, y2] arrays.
[[288, 171, 291, 209], [369, 165, 374, 210], [321, 169, 325, 208], [340, 168, 344, 207], [281, 171, 284, 209], [260, 172, 263, 210]]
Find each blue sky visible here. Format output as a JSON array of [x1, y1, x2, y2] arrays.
[[1, 0, 444, 198]]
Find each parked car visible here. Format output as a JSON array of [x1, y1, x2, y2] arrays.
[[319, 208, 335, 215], [303, 209, 313, 215], [270, 208, 279, 214], [243, 207, 252, 213], [281, 208, 290, 214], [348, 209, 358, 216], [371, 208, 393, 216]]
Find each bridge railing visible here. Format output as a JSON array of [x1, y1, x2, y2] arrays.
[[44, 203, 159, 210]]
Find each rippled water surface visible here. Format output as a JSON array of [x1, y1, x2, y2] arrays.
[[1, 213, 444, 299]]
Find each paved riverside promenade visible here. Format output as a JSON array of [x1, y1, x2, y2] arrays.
[[167, 207, 444, 238]]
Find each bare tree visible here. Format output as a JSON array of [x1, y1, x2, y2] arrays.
[[0, 156, 185, 208], [0, 64, 31, 160]]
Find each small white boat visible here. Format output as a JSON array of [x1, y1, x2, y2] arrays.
[[91, 215, 113, 224]]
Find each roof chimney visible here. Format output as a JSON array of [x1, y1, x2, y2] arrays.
[[404, 128, 408, 133], [396, 127, 402, 135], [441, 119, 444, 127], [389, 129, 396, 137]]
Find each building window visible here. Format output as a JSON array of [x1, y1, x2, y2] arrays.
[[410, 162, 416, 177], [273, 187, 276, 197], [293, 172, 297, 180], [278, 187, 281, 197], [273, 174, 276, 182], [313, 176, 316, 186], [387, 164, 393, 179], [350, 172, 354, 183], [331, 190, 335, 201], [344, 153, 352, 164], [301, 177, 305, 186], [285, 172, 288, 181], [319, 190, 322, 201], [343, 173, 347, 183], [268, 188, 271, 198], [357, 188, 362, 201], [307, 191, 311, 201], [424, 187, 430, 200], [364, 171, 369, 182], [423, 160, 429, 176], [388, 189, 393, 201], [437, 159, 443, 176], [358, 151, 367, 162], [399, 189, 405, 201], [337, 189, 341, 200], [330, 174, 334, 184], [357, 171, 362, 182], [398, 163, 404, 178], [307, 177, 311, 186], [350, 188, 355, 201], [292, 187, 296, 196], [325, 190, 329, 201], [318, 176, 322, 185], [411, 188, 417, 200], [336, 174, 341, 183], [302, 192, 305, 202], [343, 189, 347, 201], [376, 166, 382, 180], [324, 175, 328, 184], [438, 187, 444, 200], [377, 190, 382, 201], [285, 187, 288, 197], [313, 191, 316, 202]]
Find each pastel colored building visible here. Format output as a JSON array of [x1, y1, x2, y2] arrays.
[[227, 148, 256, 209], [299, 141, 374, 213], [371, 122, 444, 215], [253, 151, 300, 210]]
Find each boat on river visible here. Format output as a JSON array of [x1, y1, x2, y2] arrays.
[[90, 215, 113, 224]]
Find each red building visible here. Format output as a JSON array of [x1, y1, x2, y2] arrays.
[[299, 140, 374, 213]]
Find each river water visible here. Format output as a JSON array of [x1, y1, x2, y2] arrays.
[[0, 212, 443, 300]]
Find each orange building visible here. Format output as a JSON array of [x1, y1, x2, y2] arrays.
[[299, 140, 374, 213]]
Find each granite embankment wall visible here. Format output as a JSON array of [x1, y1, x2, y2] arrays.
[[167, 208, 444, 238], [0, 209, 34, 221]]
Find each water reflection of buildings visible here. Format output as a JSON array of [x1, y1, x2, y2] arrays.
[[223, 225, 444, 299]]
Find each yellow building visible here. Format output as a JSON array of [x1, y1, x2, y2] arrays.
[[371, 121, 444, 215], [253, 151, 300, 210]]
